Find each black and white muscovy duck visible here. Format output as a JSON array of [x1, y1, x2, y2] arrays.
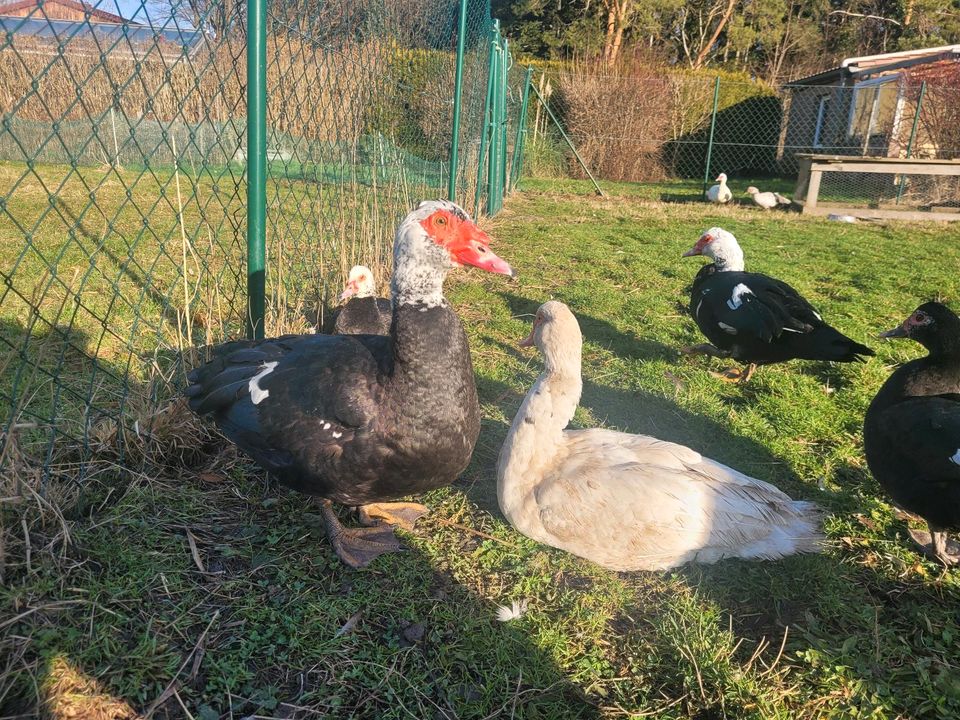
[[332, 265, 392, 336], [863, 302, 960, 566], [681, 226, 874, 382], [186, 200, 514, 567]]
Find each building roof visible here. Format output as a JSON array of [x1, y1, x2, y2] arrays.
[[786, 44, 960, 86], [0, 0, 135, 24]]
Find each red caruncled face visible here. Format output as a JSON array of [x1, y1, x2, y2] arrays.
[[420, 209, 513, 276]]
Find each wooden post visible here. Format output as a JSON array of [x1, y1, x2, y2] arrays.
[[804, 168, 822, 212]]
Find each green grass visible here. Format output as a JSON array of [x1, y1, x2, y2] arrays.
[[4, 176, 960, 718]]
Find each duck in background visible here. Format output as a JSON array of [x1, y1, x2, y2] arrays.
[[705, 173, 732, 204], [682, 227, 873, 382], [187, 200, 515, 567], [863, 302, 960, 566], [332, 265, 392, 336], [745, 186, 791, 210], [496, 300, 823, 571]]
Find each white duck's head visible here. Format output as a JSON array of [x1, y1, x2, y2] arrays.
[[392, 200, 514, 306], [745, 186, 759, 195], [339, 265, 377, 301], [520, 300, 582, 376], [715, 173, 728, 183], [682, 227, 745, 272]]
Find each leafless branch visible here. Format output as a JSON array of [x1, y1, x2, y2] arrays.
[[829, 10, 902, 26]]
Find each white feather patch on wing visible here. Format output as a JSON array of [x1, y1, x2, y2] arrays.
[[718, 321, 738, 334], [950, 449, 960, 466], [726, 283, 753, 310], [248, 361, 278, 405], [495, 599, 529, 622]]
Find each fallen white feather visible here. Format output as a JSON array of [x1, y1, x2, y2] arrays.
[[495, 599, 529, 622]]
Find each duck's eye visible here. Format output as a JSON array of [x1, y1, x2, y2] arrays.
[[435, 216, 447, 226]]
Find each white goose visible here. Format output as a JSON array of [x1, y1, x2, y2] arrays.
[[496, 301, 824, 571], [705, 173, 732, 204]]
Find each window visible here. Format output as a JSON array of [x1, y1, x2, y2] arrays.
[[813, 95, 829, 147], [848, 75, 903, 144]]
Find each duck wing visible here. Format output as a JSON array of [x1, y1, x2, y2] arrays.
[[869, 395, 960, 526], [692, 271, 793, 346], [186, 333, 388, 474], [533, 429, 821, 570]]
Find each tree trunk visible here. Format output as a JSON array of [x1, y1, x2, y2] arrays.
[[602, 5, 617, 63], [602, 0, 631, 65], [692, 0, 737, 69]]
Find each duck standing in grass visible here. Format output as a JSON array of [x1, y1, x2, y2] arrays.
[[681, 227, 873, 382], [863, 302, 960, 566], [332, 265, 392, 336], [705, 173, 732, 204], [745, 186, 791, 210], [496, 300, 823, 571], [187, 200, 515, 567]]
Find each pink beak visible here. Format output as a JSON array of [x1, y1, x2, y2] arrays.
[[339, 281, 358, 301], [519, 330, 535, 348], [448, 222, 515, 277]]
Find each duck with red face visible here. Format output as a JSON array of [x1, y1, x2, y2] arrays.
[[187, 200, 514, 567], [682, 226, 873, 383]]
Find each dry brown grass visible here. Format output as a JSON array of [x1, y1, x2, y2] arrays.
[[0, 34, 377, 144], [41, 656, 140, 720]]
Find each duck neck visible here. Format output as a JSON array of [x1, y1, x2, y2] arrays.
[[497, 357, 582, 521], [710, 243, 744, 272]]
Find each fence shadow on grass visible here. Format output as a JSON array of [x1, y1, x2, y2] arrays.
[[0, 314, 601, 719]]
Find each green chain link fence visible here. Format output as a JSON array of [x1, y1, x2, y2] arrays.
[[0, 0, 522, 485], [524, 65, 960, 211]]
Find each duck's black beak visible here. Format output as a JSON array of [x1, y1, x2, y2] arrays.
[[879, 324, 908, 339]]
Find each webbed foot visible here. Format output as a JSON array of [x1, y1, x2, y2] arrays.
[[320, 501, 403, 568], [710, 363, 756, 383], [909, 525, 960, 567], [358, 502, 429, 532]]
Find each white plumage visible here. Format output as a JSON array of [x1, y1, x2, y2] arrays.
[[497, 301, 824, 572], [745, 186, 791, 209], [705, 173, 733, 203]]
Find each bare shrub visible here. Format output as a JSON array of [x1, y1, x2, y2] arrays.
[[554, 51, 673, 182]]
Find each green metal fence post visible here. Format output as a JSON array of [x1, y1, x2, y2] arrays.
[[896, 80, 927, 204], [246, 0, 267, 340], [474, 23, 497, 215], [498, 36, 509, 208], [447, 0, 469, 202], [486, 21, 502, 215], [529, 82, 604, 197], [702, 75, 721, 199], [509, 66, 534, 191]]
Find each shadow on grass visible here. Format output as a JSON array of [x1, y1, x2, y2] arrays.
[[0, 315, 600, 719], [499, 291, 678, 364]]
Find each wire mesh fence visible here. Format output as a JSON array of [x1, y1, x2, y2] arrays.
[[0, 0, 520, 484], [524, 64, 960, 212]]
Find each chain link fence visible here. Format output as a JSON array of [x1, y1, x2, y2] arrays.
[[0, 0, 521, 484], [525, 64, 960, 212]]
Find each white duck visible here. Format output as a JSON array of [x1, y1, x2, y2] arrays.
[[496, 301, 824, 571], [705, 173, 732, 204], [745, 186, 791, 210]]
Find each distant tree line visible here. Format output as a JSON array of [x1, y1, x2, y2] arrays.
[[493, 0, 960, 82]]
